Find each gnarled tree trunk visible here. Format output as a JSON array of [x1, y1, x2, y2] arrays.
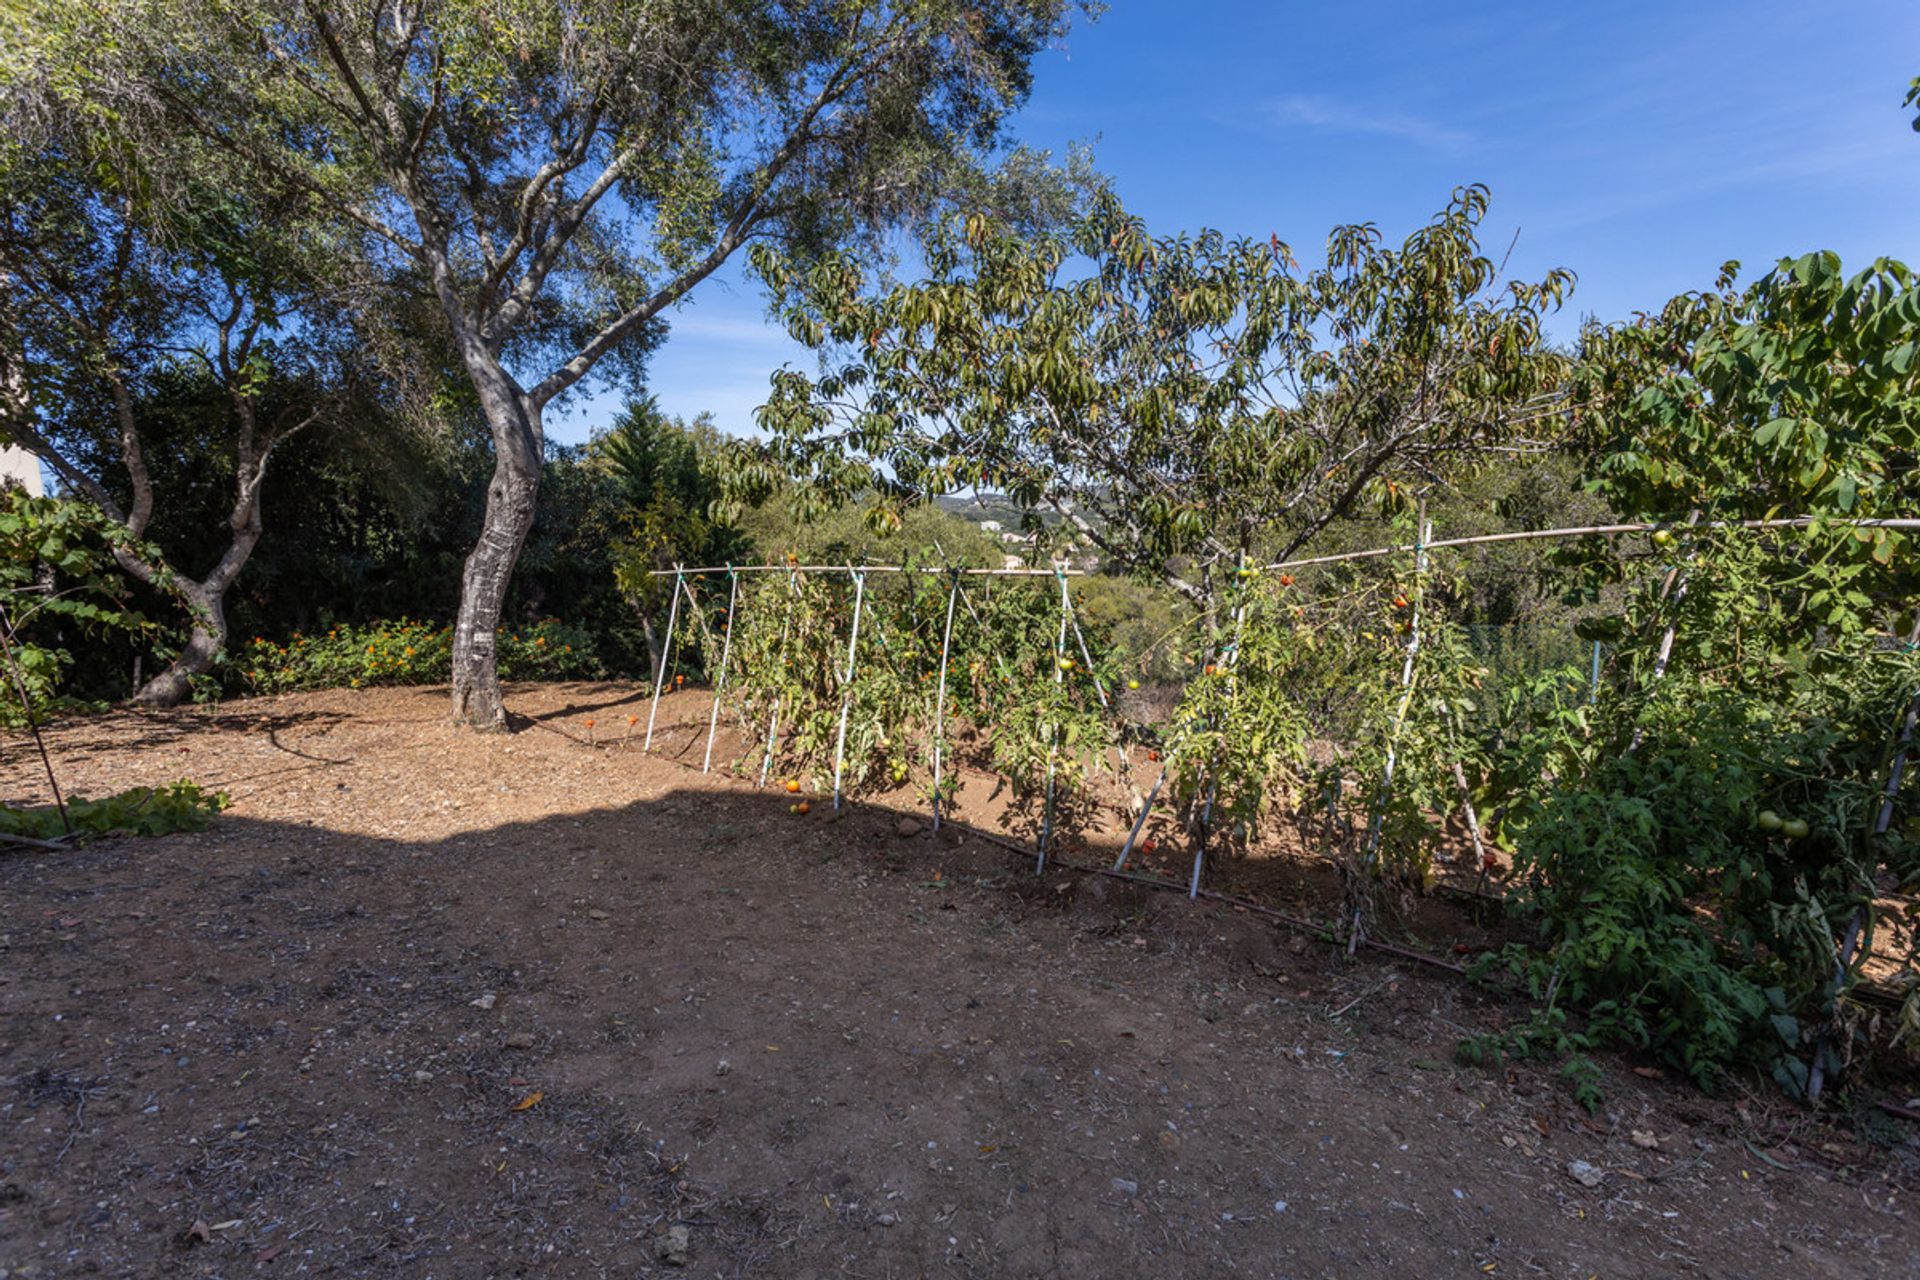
[[127, 382, 275, 706], [132, 582, 227, 706], [449, 368, 544, 730]]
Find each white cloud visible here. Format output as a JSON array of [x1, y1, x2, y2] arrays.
[[1270, 94, 1475, 153]]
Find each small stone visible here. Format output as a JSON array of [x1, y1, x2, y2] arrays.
[[654, 1223, 691, 1266], [503, 1032, 535, 1050], [1111, 1177, 1138, 1196], [469, 993, 497, 1011], [1566, 1159, 1605, 1188], [1630, 1130, 1659, 1150], [876, 1213, 897, 1226], [587, 909, 610, 921], [1272, 1200, 1289, 1214], [412, 1070, 432, 1083], [715, 1059, 731, 1077], [895, 817, 923, 838]]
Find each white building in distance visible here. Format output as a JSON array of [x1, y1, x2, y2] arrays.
[[0, 445, 42, 496]]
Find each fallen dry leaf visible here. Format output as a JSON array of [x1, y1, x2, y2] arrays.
[[511, 1091, 544, 1111]]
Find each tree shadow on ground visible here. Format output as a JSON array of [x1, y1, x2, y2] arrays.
[[2, 774, 1909, 1280]]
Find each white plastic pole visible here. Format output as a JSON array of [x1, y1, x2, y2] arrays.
[[643, 566, 684, 752], [1037, 567, 1070, 874], [758, 569, 799, 788], [930, 572, 960, 832], [701, 567, 739, 773], [1354, 508, 1429, 952], [831, 569, 867, 812], [1194, 552, 1251, 899]]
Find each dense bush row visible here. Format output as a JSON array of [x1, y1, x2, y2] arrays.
[[241, 618, 604, 693]]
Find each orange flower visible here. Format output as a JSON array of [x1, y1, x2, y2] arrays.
[[535, 637, 547, 647]]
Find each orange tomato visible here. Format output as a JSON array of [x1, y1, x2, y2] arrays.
[[785, 779, 801, 793]]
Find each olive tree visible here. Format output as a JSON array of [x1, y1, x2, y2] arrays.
[[104, 0, 1085, 728], [0, 119, 406, 704], [729, 186, 1573, 614]]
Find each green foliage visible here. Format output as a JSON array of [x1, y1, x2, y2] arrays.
[[731, 186, 1573, 610], [1572, 252, 1919, 640], [1488, 656, 1919, 1093], [601, 400, 753, 626], [699, 562, 1116, 832], [0, 780, 227, 840], [243, 618, 603, 693], [0, 491, 154, 724], [1479, 251, 1920, 1096]]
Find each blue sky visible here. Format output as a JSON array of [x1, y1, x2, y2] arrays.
[[549, 0, 1920, 445]]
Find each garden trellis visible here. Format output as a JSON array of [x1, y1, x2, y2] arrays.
[[644, 515, 1920, 910], [628, 512, 1920, 1101]]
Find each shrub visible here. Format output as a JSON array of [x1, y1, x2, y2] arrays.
[[242, 618, 604, 693], [0, 780, 227, 840]]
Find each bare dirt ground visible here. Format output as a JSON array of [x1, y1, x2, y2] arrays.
[[2, 682, 1915, 1279]]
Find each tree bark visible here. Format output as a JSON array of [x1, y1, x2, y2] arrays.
[[133, 582, 226, 706], [127, 442, 271, 706], [449, 370, 543, 730]]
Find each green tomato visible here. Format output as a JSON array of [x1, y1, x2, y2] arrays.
[[1651, 529, 1674, 548], [1127, 679, 1140, 691], [1782, 818, 1810, 840], [1756, 809, 1783, 832]]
